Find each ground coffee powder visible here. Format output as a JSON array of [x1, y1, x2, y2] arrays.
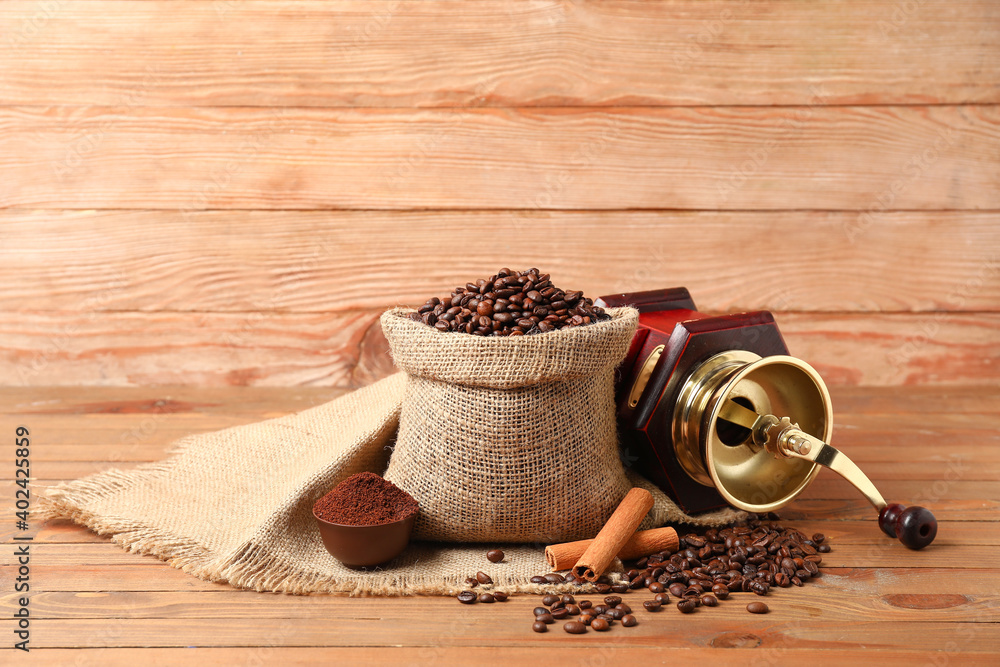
[[313, 472, 419, 526]]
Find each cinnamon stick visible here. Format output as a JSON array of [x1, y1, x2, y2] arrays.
[[545, 526, 678, 571], [571, 487, 655, 582]]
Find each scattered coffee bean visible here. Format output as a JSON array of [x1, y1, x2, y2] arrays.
[[530, 576, 547, 584], [610, 583, 629, 594], [700, 595, 718, 607], [487, 549, 505, 563], [817, 544, 831, 553], [536, 612, 555, 624], [812, 533, 825, 544], [457, 591, 477, 604], [533, 606, 549, 617], [595, 583, 612, 594], [561, 594, 576, 605], [591, 618, 611, 632], [542, 595, 559, 606], [477, 593, 495, 603], [492, 591, 508, 602], [711, 584, 729, 600], [564, 621, 588, 635], [746, 602, 769, 614], [643, 600, 662, 612], [464, 577, 478, 588], [544, 573, 565, 584], [616, 603, 632, 614], [475, 571, 492, 585], [654, 593, 671, 604], [604, 595, 622, 607], [668, 583, 687, 598], [677, 599, 697, 614], [579, 600, 593, 610], [532, 621, 548, 633], [565, 604, 580, 615], [621, 614, 638, 627], [551, 607, 569, 620]]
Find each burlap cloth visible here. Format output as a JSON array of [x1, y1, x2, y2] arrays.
[[37, 308, 742, 596]]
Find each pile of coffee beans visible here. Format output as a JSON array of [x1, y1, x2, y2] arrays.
[[454, 513, 832, 632], [409, 268, 609, 336]]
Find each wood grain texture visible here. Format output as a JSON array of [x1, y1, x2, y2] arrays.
[[2, 210, 998, 314], [2, 105, 997, 210], [2, 309, 996, 387], [2, 1, 998, 108]]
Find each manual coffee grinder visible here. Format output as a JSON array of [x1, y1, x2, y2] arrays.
[[597, 288, 937, 549]]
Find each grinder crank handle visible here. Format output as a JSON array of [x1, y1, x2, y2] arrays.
[[718, 400, 938, 549]]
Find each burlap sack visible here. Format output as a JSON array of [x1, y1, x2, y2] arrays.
[[383, 306, 640, 543], [37, 310, 742, 596]]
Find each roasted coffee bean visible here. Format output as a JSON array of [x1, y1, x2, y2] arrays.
[[565, 604, 580, 615], [593, 605, 609, 615], [775, 573, 791, 588], [668, 583, 687, 598], [579, 600, 593, 610], [654, 592, 672, 604], [812, 533, 825, 544], [611, 583, 629, 594], [700, 595, 719, 607], [544, 573, 565, 584], [561, 594, 576, 605], [603, 595, 622, 607], [475, 571, 492, 585], [457, 591, 477, 604], [536, 612, 555, 624], [621, 614, 639, 627], [530, 576, 547, 584], [477, 593, 495, 603], [746, 602, 769, 614], [411, 269, 609, 336], [791, 576, 804, 587], [532, 621, 548, 633], [551, 607, 569, 620], [677, 599, 697, 614], [616, 603, 632, 614], [648, 582, 665, 594], [591, 618, 611, 632], [803, 560, 819, 576], [542, 595, 560, 606], [533, 606, 550, 617], [492, 591, 509, 602], [464, 577, 478, 588], [817, 544, 831, 553], [595, 584, 612, 594], [549, 601, 565, 611], [486, 549, 505, 563], [564, 621, 588, 635], [711, 584, 729, 600], [643, 600, 662, 612]]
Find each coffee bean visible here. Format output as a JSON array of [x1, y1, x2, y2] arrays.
[[621, 614, 638, 627], [711, 584, 729, 600], [677, 599, 697, 614], [603, 595, 622, 607], [595, 584, 612, 594], [611, 583, 629, 594], [700, 595, 718, 607], [411, 269, 609, 336], [532, 621, 548, 633], [577, 614, 594, 626], [812, 533, 825, 544], [542, 595, 559, 606], [536, 612, 555, 624], [464, 577, 478, 588], [457, 591, 477, 604], [616, 603, 632, 614], [579, 600, 593, 610], [492, 591, 508, 602], [593, 605, 609, 615], [648, 582, 665, 594], [791, 576, 803, 587], [643, 600, 662, 612], [530, 576, 547, 585], [746, 602, 769, 614], [565, 604, 580, 615], [486, 549, 504, 563], [477, 593, 496, 604], [817, 544, 831, 553], [654, 593, 672, 604], [668, 583, 687, 598], [551, 607, 569, 620], [543, 573, 565, 584], [475, 571, 492, 585], [564, 621, 587, 635], [775, 573, 791, 588], [533, 606, 549, 616], [561, 594, 576, 605], [591, 618, 611, 632]]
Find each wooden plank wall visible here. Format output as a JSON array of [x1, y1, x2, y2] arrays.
[[1, 0, 998, 388]]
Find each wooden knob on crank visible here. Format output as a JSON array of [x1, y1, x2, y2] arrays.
[[878, 503, 937, 549]]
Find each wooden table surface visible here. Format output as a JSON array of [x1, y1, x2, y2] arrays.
[[2, 384, 997, 665]]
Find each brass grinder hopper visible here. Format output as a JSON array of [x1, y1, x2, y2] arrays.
[[599, 288, 938, 550]]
